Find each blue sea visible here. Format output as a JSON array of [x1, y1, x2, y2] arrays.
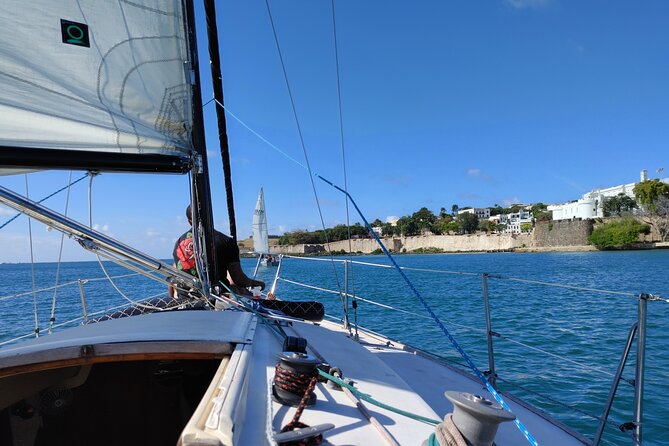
[[1, 251, 668, 445]]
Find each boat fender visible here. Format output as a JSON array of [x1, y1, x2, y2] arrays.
[[283, 335, 308, 353], [424, 391, 515, 446]]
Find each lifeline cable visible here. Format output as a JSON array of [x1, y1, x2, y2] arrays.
[[24, 175, 39, 338], [48, 171, 74, 334]]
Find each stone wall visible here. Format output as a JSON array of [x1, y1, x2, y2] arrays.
[[272, 233, 532, 254], [273, 219, 597, 254], [532, 219, 593, 247]]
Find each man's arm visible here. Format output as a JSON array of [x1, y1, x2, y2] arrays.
[[227, 262, 265, 290]]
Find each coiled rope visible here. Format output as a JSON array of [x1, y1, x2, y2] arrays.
[[429, 414, 467, 446]]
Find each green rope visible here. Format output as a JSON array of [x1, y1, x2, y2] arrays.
[[317, 368, 440, 425]]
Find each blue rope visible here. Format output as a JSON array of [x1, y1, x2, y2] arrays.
[[0, 173, 89, 230], [315, 174, 541, 446]]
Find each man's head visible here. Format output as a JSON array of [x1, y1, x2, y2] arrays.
[[186, 204, 192, 225]]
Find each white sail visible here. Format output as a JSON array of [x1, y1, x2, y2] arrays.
[[252, 187, 269, 254], [0, 0, 193, 157]]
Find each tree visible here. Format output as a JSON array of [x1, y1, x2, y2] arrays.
[[520, 223, 533, 233], [439, 207, 448, 219], [530, 203, 551, 221], [588, 217, 651, 249], [396, 216, 419, 236], [458, 212, 479, 234], [490, 205, 506, 216], [638, 196, 669, 242], [634, 180, 669, 240], [371, 218, 383, 227], [603, 193, 637, 217], [451, 204, 459, 216], [634, 180, 669, 212], [381, 222, 395, 237], [412, 207, 437, 232]]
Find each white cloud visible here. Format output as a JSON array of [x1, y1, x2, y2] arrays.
[[501, 197, 522, 206], [92, 223, 111, 234], [467, 168, 494, 182], [505, 0, 552, 9], [0, 205, 16, 216], [146, 229, 161, 237]]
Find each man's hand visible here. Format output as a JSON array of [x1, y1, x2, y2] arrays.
[[251, 279, 266, 291]]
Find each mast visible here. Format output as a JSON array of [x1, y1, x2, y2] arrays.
[[204, 0, 238, 241], [185, 0, 218, 291]]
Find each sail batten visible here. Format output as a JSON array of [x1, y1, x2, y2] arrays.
[[0, 0, 194, 172]]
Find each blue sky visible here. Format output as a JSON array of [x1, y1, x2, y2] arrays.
[[1, 0, 668, 263]]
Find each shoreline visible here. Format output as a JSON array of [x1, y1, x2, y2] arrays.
[[259, 240, 669, 257]]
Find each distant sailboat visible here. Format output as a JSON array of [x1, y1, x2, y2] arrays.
[[252, 187, 278, 267]]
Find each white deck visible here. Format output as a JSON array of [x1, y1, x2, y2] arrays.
[[236, 317, 589, 446], [0, 309, 590, 445]]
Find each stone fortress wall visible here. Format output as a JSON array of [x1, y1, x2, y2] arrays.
[[272, 219, 595, 255]]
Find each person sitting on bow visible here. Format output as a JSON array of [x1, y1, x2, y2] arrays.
[[169, 204, 265, 299]]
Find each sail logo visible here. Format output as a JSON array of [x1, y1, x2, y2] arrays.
[[60, 19, 90, 47]]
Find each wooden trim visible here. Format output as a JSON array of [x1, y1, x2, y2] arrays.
[[0, 341, 232, 379]]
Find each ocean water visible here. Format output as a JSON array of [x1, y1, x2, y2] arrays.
[[1, 251, 668, 445]]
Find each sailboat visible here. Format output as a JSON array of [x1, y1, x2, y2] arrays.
[[0, 1, 658, 446], [252, 187, 279, 268]]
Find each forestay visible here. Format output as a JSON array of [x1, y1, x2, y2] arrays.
[[0, 0, 194, 168]]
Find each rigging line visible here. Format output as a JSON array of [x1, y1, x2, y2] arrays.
[[212, 101, 306, 169], [489, 275, 640, 298], [315, 175, 540, 446], [496, 376, 623, 431], [24, 175, 39, 338], [262, 0, 345, 302], [0, 273, 140, 303], [86, 173, 170, 311], [0, 173, 89, 230], [48, 171, 74, 334], [330, 0, 356, 323], [497, 334, 616, 379], [278, 276, 480, 328]]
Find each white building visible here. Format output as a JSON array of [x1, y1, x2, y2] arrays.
[[487, 211, 532, 233], [458, 208, 491, 219], [505, 211, 533, 233], [548, 170, 669, 221]]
